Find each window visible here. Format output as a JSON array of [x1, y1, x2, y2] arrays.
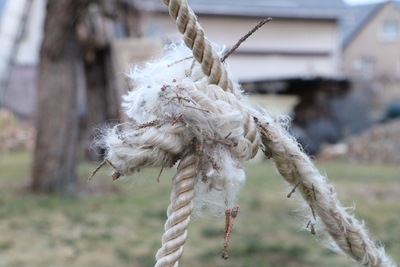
[[353, 56, 375, 77], [381, 20, 399, 41]]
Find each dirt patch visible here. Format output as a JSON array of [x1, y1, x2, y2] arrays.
[[0, 108, 35, 152], [319, 119, 400, 164]]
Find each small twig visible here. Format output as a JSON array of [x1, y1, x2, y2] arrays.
[[167, 56, 194, 67], [182, 104, 210, 113], [222, 208, 231, 259], [310, 224, 316, 235], [214, 138, 237, 148], [135, 119, 160, 130], [222, 206, 239, 259], [185, 59, 196, 77], [224, 132, 232, 139], [157, 166, 164, 183], [306, 220, 316, 235], [312, 183, 317, 201], [88, 159, 122, 181], [112, 172, 121, 180], [310, 204, 317, 220], [171, 113, 184, 125], [221, 17, 272, 62], [87, 160, 107, 182], [287, 182, 301, 198], [104, 159, 122, 180]]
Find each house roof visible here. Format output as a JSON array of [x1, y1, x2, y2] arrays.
[[130, 0, 346, 20], [341, 2, 384, 47], [341, 1, 400, 47]]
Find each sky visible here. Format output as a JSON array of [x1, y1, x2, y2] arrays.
[[344, 0, 385, 4]]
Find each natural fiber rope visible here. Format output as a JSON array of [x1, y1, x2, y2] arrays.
[[162, 0, 260, 157], [255, 115, 395, 267], [149, 79, 259, 267], [158, 1, 395, 267], [155, 153, 196, 267], [204, 84, 260, 158], [162, 0, 231, 91], [94, 1, 395, 266], [154, 4, 259, 265]]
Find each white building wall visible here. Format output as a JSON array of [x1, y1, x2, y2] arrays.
[[141, 14, 342, 81], [0, 0, 45, 99], [0, 0, 27, 81], [16, 0, 46, 64]]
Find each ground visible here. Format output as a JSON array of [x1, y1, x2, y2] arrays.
[[0, 151, 399, 267]]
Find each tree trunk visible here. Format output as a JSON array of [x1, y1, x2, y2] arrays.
[[31, 0, 85, 194], [83, 47, 120, 161]]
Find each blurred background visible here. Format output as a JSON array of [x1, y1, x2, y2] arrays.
[[0, 0, 399, 266]]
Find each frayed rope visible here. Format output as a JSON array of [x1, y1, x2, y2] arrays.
[[93, 42, 395, 267], [90, 0, 396, 266]]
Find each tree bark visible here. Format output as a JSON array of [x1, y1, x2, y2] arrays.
[[76, 3, 122, 161], [83, 47, 120, 161], [31, 0, 86, 194]]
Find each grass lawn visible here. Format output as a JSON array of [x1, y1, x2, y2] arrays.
[[0, 150, 399, 267]]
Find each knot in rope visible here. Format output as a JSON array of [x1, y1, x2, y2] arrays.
[[97, 1, 396, 266], [103, 42, 259, 213]]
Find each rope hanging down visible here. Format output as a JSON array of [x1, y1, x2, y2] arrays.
[[95, 0, 396, 266]]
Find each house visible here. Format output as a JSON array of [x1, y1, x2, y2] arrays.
[[1, 0, 353, 154], [0, 0, 46, 118], [133, 0, 346, 83], [127, 0, 354, 154], [341, 0, 400, 117], [343, 1, 400, 81]]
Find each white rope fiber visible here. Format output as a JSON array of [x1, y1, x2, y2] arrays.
[[255, 114, 396, 267], [97, 1, 396, 266], [101, 43, 259, 266], [155, 153, 196, 267]]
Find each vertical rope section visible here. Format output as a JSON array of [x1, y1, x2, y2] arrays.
[[155, 153, 197, 267], [162, 0, 230, 91], [150, 1, 396, 266], [255, 116, 395, 267]]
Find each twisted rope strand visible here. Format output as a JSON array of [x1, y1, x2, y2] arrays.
[[155, 153, 197, 267], [163, 0, 230, 91], [255, 116, 395, 267], [205, 84, 260, 158], [112, 1, 396, 266], [162, 0, 260, 158]]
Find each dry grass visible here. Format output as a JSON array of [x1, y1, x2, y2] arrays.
[[0, 151, 399, 267]]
